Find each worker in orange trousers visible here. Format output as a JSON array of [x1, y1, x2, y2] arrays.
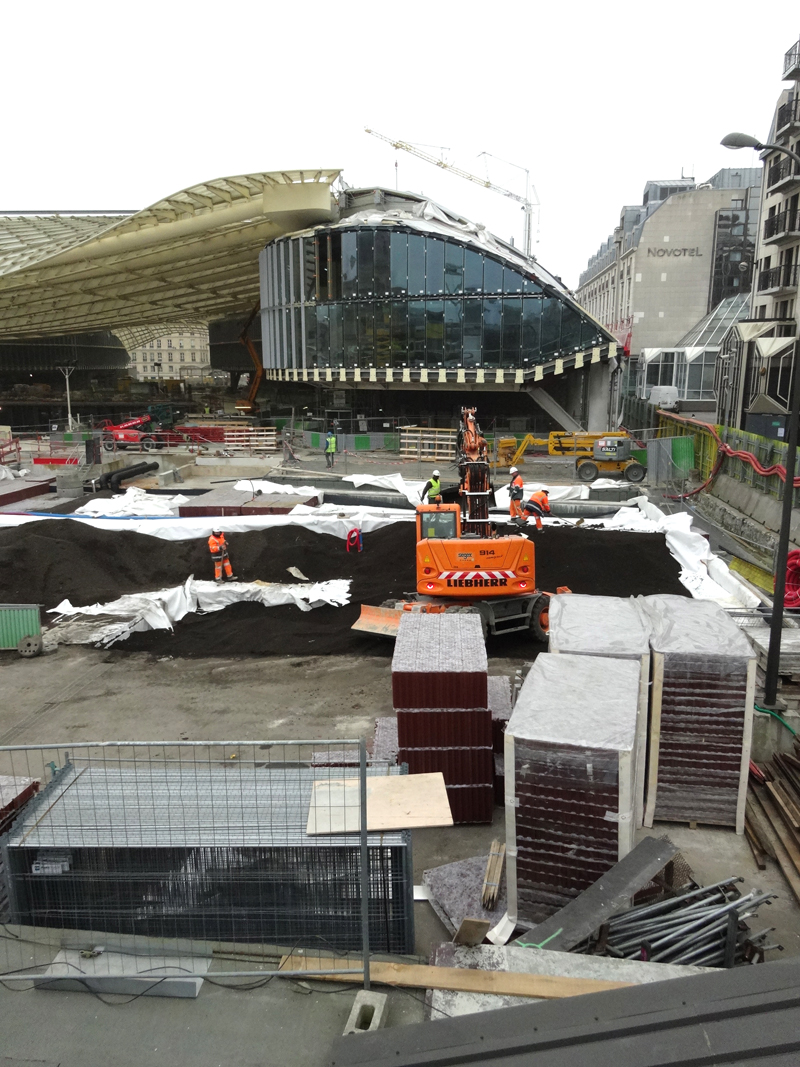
[[508, 466, 525, 520], [521, 488, 551, 530], [208, 529, 237, 583]]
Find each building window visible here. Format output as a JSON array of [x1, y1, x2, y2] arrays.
[[167, 339, 173, 348], [191, 353, 196, 362], [156, 340, 161, 348], [168, 352, 173, 361], [180, 353, 185, 362]]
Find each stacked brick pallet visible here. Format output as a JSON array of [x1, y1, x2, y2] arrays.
[[393, 613, 493, 824], [547, 594, 651, 825], [747, 628, 800, 716], [505, 653, 640, 925], [641, 595, 755, 833]]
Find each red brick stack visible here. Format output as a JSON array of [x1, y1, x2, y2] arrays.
[[393, 613, 493, 823]]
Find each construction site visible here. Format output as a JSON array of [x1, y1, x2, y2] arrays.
[[2, 149, 800, 1064]]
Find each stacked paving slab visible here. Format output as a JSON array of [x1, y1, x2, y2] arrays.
[[393, 613, 493, 824], [505, 653, 640, 925], [641, 595, 755, 832]]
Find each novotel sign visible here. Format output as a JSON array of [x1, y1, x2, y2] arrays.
[[647, 247, 703, 257]]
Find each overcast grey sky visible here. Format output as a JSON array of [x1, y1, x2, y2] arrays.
[[2, 1, 797, 288]]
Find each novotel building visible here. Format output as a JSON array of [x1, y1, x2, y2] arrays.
[[576, 168, 761, 358]]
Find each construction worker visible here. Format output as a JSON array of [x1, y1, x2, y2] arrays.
[[208, 529, 237, 583], [325, 427, 336, 468], [508, 466, 525, 520], [421, 469, 442, 502], [521, 488, 551, 531]]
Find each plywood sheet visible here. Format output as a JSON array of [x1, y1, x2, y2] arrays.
[[306, 772, 453, 834]]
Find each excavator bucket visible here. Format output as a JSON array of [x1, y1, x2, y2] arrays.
[[352, 604, 402, 637]]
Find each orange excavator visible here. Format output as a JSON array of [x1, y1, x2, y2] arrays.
[[353, 408, 567, 641]]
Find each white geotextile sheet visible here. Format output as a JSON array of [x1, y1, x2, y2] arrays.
[[639, 593, 755, 658], [0, 508, 415, 540], [492, 480, 620, 509], [75, 486, 190, 517], [233, 479, 321, 496], [548, 594, 651, 657], [344, 472, 622, 506], [508, 653, 640, 751], [49, 577, 352, 644], [342, 473, 425, 503]]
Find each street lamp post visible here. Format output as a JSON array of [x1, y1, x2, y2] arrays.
[[56, 363, 77, 431], [722, 132, 800, 706]]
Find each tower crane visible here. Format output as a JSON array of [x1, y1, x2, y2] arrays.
[[365, 127, 538, 259]]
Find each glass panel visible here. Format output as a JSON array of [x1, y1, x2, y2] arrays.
[[523, 276, 543, 294], [444, 243, 464, 294], [358, 303, 374, 365], [444, 299, 462, 366], [374, 230, 391, 296], [315, 305, 330, 365], [408, 234, 425, 295], [540, 297, 561, 357], [522, 296, 542, 364], [581, 318, 600, 349], [502, 298, 522, 365], [282, 242, 292, 305], [304, 238, 316, 301], [316, 237, 329, 302], [464, 249, 483, 294], [358, 230, 374, 296], [503, 267, 524, 294], [374, 301, 391, 367], [291, 240, 301, 304], [484, 257, 503, 294], [329, 232, 342, 301], [560, 306, 582, 351], [426, 299, 444, 366], [426, 238, 445, 295], [408, 299, 426, 366], [391, 301, 408, 365], [304, 306, 317, 362], [463, 300, 482, 367], [483, 298, 501, 366], [646, 363, 660, 387], [343, 303, 358, 365], [420, 511, 457, 539], [329, 304, 343, 363], [390, 232, 408, 295], [701, 360, 715, 397], [341, 231, 358, 299]]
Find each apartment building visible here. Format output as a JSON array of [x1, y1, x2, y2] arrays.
[[577, 170, 761, 358], [128, 328, 212, 381]]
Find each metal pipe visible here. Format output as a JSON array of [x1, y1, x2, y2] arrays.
[[359, 737, 370, 992], [606, 879, 742, 927], [109, 461, 159, 491]]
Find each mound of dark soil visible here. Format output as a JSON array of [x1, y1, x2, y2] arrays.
[[0, 521, 686, 657]]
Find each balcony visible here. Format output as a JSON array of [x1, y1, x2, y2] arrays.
[[776, 96, 800, 135], [763, 208, 800, 244], [785, 38, 800, 80], [757, 263, 800, 294], [766, 155, 800, 191]]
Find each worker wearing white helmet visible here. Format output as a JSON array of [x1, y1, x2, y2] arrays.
[[421, 469, 442, 503], [508, 466, 525, 521]]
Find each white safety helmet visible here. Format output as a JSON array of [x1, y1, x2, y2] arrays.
[[432, 469, 440, 477], [212, 528, 222, 535], [509, 466, 518, 475]]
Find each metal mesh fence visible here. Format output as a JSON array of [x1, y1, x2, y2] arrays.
[[0, 741, 413, 988]]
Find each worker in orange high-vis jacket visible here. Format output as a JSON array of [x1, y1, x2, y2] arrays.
[[208, 529, 237, 583], [508, 466, 525, 520], [521, 488, 551, 530]]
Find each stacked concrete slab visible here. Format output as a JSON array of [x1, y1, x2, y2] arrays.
[[640, 594, 755, 833], [547, 594, 651, 825], [505, 653, 640, 925], [393, 614, 493, 824]]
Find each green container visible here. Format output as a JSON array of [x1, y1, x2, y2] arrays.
[[354, 435, 371, 451], [0, 604, 41, 650], [671, 436, 695, 473], [310, 432, 320, 449]]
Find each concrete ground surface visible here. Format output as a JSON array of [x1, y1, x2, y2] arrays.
[[1, 646, 799, 1067]]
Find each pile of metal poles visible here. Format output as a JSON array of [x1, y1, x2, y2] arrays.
[[578, 878, 780, 967]]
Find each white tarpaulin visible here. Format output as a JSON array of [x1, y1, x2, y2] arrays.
[[341, 473, 426, 503], [233, 479, 320, 496], [49, 577, 352, 646], [75, 486, 190, 517]]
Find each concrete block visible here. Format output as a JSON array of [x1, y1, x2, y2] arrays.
[[32, 949, 209, 998], [343, 989, 389, 1035]]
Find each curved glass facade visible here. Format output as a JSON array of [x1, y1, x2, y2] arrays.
[[260, 226, 606, 371]]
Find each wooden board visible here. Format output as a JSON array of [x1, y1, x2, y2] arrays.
[[306, 772, 453, 834], [750, 790, 800, 904], [280, 955, 633, 1000], [452, 918, 491, 946]]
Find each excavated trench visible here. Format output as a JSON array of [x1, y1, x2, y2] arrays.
[[0, 521, 686, 657]]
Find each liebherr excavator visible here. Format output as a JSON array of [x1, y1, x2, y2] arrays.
[[353, 408, 568, 641]]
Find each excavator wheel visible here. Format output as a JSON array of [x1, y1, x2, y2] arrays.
[[576, 460, 599, 483], [624, 461, 646, 483], [530, 595, 549, 643]]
